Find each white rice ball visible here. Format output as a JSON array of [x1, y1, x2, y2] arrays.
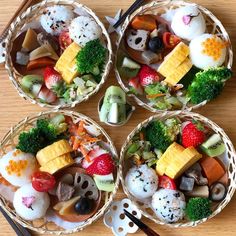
[[0, 149, 37, 187], [171, 5, 206, 41], [189, 34, 226, 69], [13, 184, 50, 221], [152, 189, 186, 223], [125, 165, 158, 199], [40, 6, 74, 36], [69, 16, 102, 47]]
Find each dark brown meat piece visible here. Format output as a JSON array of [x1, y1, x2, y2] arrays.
[[56, 181, 75, 202]]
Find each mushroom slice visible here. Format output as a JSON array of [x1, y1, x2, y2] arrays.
[[53, 196, 80, 216], [126, 29, 149, 51], [74, 173, 99, 200]]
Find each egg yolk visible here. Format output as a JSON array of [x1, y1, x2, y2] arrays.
[[5, 160, 28, 176], [201, 36, 226, 61]]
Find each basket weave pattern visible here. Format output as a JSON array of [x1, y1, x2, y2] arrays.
[[115, 0, 233, 113], [4, 0, 113, 109], [120, 111, 236, 227], [0, 110, 120, 234]]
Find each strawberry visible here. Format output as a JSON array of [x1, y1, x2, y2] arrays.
[[139, 65, 160, 87], [128, 76, 143, 95], [182, 120, 206, 148], [82, 147, 108, 169], [38, 86, 57, 103], [86, 153, 114, 175], [44, 67, 62, 90]]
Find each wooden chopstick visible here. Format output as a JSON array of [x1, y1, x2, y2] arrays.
[[113, 0, 145, 28], [0, 206, 31, 236], [124, 209, 160, 236], [0, 0, 34, 42]]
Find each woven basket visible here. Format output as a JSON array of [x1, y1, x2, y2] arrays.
[[120, 111, 236, 227], [115, 0, 233, 113], [4, 0, 113, 109], [0, 110, 120, 234]]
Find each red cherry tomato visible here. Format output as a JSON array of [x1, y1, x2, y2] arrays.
[[32, 171, 56, 192], [163, 32, 181, 49], [59, 31, 72, 50], [159, 175, 176, 190]]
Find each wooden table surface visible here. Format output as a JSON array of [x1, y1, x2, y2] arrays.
[[0, 0, 236, 235]]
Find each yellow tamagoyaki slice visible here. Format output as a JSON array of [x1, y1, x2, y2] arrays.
[[39, 153, 74, 174], [165, 147, 202, 179], [55, 42, 81, 84], [158, 42, 190, 77], [156, 142, 184, 175], [36, 140, 72, 166], [164, 58, 193, 86]]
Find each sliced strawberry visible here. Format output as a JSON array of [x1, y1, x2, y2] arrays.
[[139, 65, 160, 87], [82, 147, 108, 169], [182, 120, 206, 148], [38, 86, 57, 103], [128, 76, 143, 95], [59, 31, 72, 51], [44, 67, 62, 90], [159, 175, 176, 190], [86, 153, 114, 176]]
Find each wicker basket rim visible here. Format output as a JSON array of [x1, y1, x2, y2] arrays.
[[119, 110, 236, 228], [114, 0, 234, 113], [4, 0, 113, 109], [0, 109, 120, 234]]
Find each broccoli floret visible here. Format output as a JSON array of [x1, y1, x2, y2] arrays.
[[37, 115, 67, 141], [185, 197, 212, 221], [17, 128, 47, 154], [76, 39, 107, 79], [17, 115, 68, 154], [146, 118, 181, 152], [187, 67, 232, 104]]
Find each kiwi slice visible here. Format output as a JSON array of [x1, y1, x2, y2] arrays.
[[103, 86, 126, 104], [99, 102, 111, 123], [93, 174, 115, 192], [20, 75, 43, 98], [200, 134, 226, 157]]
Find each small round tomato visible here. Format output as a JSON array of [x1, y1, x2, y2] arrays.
[[32, 171, 56, 192], [59, 31, 72, 50], [163, 32, 181, 49], [159, 175, 176, 190]]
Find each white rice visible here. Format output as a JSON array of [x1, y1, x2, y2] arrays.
[[40, 6, 74, 36], [69, 16, 102, 47]]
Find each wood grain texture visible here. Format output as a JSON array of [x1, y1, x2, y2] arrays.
[[0, 0, 236, 235]]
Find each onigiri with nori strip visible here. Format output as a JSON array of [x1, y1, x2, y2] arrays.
[[40, 6, 74, 36]]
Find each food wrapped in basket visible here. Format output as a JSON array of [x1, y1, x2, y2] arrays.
[[0, 110, 119, 234], [120, 111, 236, 227], [5, 0, 112, 108], [115, 0, 233, 112]]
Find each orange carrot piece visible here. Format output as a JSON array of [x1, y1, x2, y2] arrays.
[[200, 156, 225, 186], [80, 146, 91, 163], [146, 94, 166, 99], [131, 15, 157, 31], [27, 57, 55, 71], [77, 120, 85, 134], [72, 137, 81, 150]]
